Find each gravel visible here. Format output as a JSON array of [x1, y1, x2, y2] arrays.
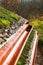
[[0, 17, 28, 48], [0, 38, 4, 43], [25, 31, 38, 65]]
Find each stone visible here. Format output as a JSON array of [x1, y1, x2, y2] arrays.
[[11, 26, 15, 30], [9, 34, 12, 36], [3, 33, 9, 38], [3, 38, 8, 41], [0, 34, 3, 38], [0, 38, 4, 44], [10, 29, 13, 34], [0, 29, 4, 33], [5, 29, 8, 32]]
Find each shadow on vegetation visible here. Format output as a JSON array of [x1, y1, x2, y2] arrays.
[[38, 40, 43, 56]]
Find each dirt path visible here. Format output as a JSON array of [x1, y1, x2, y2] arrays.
[[35, 44, 43, 65]]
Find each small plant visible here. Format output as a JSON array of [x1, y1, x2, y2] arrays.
[[0, 22, 5, 28], [0, 6, 19, 28], [1, 19, 10, 27], [17, 30, 34, 65]]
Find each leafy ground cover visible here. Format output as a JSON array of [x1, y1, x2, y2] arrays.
[[0, 6, 19, 28], [29, 18, 43, 45], [29, 17, 43, 65], [0, 6, 25, 45]]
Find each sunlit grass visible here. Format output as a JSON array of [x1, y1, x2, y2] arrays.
[[29, 18, 43, 44], [0, 6, 19, 28], [29, 19, 40, 27]]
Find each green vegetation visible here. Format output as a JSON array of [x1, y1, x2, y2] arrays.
[[0, 22, 5, 28], [17, 17, 43, 65], [29, 18, 43, 45], [0, 6, 19, 28], [0, 18, 10, 27], [17, 30, 34, 65]]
